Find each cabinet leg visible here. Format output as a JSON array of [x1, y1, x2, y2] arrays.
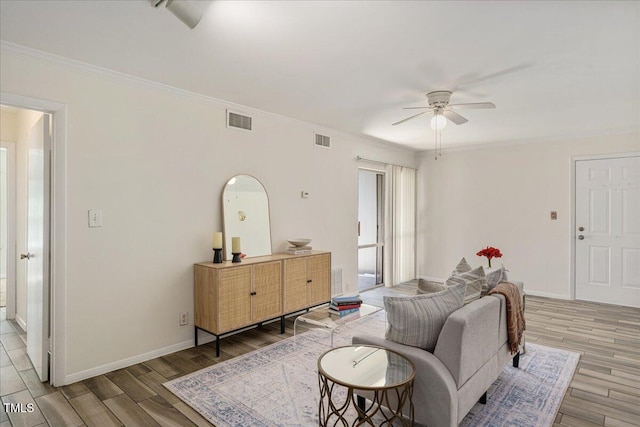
[[280, 316, 285, 334], [216, 336, 220, 357], [194, 327, 198, 346]]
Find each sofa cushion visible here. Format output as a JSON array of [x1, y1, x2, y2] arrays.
[[485, 265, 509, 290], [384, 282, 466, 352], [417, 277, 447, 294], [445, 266, 486, 303], [452, 257, 472, 275]]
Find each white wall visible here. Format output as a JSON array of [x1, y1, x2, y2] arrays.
[[416, 134, 639, 299], [1, 110, 18, 141], [0, 49, 417, 383]]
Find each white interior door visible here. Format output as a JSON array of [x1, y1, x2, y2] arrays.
[[575, 155, 640, 308], [24, 115, 50, 381]]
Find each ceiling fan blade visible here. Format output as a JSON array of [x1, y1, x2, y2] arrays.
[[392, 111, 427, 126], [448, 102, 496, 110], [403, 106, 433, 110], [443, 109, 469, 125]]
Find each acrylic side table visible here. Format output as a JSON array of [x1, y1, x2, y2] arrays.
[[293, 303, 381, 347]]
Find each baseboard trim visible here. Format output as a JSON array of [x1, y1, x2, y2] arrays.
[[15, 313, 27, 332], [64, 339, 193, 385], [524, 290, 570, 300]]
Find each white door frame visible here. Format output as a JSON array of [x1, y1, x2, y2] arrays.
[[570, 151, 640, 302], [1, 92, 67, 386], [1, 140, 17, 318]]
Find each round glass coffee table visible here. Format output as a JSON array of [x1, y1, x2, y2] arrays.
[[317, 345, 415, 426]]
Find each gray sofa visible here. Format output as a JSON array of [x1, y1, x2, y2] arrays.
[[352, 292, 520, 427]]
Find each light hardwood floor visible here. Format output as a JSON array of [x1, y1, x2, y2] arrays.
[[1, 286, 639, 427]]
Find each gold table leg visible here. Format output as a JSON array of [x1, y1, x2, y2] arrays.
[[318, 372, 414, 426]]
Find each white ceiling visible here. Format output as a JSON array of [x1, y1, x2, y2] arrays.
[[1, 1, 638, 151]]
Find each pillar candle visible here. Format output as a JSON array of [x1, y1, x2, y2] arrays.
[[213, 232, 223, 249], [232, 237, 241, 253]]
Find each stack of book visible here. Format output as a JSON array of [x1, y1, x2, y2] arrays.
[[328, 294, 363, 316], [287, 245, 312, 254]]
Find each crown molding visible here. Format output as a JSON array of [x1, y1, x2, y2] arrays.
[[417, 129, 639, 157], [0, 40, 417, 153]]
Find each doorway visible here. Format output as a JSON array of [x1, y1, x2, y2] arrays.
[[0, 105, 52, 382], [1, 141, 16, 310], [574, 154, 640, 308], [358, 169, 384, 291]]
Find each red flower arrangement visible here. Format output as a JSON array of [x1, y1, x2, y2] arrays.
[[476, 246, 502, 268]]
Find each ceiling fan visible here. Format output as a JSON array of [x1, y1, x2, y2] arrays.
[[392, 90, 496, 127]]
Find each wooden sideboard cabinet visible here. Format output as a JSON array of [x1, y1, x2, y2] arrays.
[[194, 251, 331, 356]]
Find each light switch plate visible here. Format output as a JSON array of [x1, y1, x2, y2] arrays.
[[88, 210, 103, 227]]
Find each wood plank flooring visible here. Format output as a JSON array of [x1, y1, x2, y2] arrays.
[[1, 288, 639, 427]]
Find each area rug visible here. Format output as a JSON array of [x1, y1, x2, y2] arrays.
[[165, 311, 579, 426]]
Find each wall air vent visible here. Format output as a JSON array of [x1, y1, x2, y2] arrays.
[[331, 267, 343, 296], [315, 133, 331, 149], [227, 110, 253, 131]]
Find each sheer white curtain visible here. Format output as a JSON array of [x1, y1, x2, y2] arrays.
[[389, 165, 416, 286]]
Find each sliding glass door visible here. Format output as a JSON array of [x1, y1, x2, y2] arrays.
[[358, 169, 384, 291]]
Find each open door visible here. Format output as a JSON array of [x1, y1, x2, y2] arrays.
[[22, 114, 51, 382]]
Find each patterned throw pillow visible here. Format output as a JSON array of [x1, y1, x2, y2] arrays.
[[417, 278, 447, 294], [384, 282, 466, 352], [452, 257, 473, 276], [485, 265, 509, 290], [445, 266, 486, 303]]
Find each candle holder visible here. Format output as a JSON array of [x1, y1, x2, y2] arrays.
[[213, 248, 223, 264], [232, 252, 242, 263]]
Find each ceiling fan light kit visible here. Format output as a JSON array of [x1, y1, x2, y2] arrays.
[[393, 90, 497, 158], [430, 114, 447, 130]]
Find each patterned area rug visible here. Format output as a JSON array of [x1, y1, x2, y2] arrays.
[[165, 311, 579, 427]]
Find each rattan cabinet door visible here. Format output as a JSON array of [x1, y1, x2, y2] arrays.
[[218, 266, 252, 332], [308, 253, 331, 306], [252, 261, 282, 322], [284, 257, 308, 312]]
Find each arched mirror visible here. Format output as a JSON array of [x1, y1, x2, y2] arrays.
[[222, 175, 272, 260]]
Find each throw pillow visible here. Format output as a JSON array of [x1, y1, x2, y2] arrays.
[[485, 265, 509, 291], [445, 266, 486, 304], [451, 257, 472, 276], [384, 282, 466, 352], [417, 277, 447, 294]]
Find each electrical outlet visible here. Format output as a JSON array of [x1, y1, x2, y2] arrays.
[[179, 312, 188, 326], [88, 210, 103, 227]]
